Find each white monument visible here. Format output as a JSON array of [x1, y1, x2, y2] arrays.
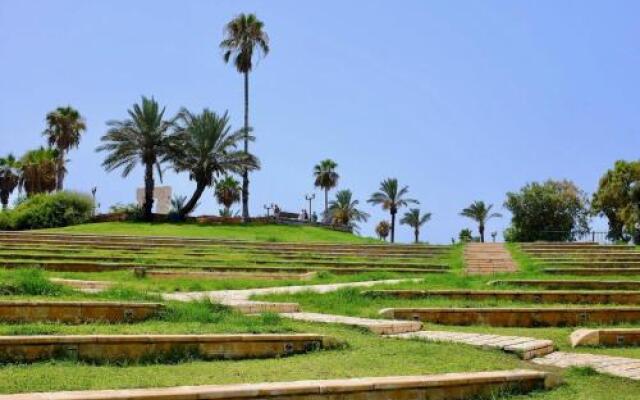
[[136, 186, 172, 214]]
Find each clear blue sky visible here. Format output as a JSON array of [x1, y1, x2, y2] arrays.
[[1, 1, 639, 243]]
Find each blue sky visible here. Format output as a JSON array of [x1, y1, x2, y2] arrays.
[[1, 1, 639, 243]]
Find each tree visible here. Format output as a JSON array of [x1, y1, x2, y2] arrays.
[[459, 201, 502, 243], [215, 175, 242, 215], [327, 189, 369, 232], [313, 159, 339, 217], [592, 160, 640, 242], [43, 106, 86, 191], [400, 208, 432, 243], [458, 228, 473, 242], [375, 220, 390, 241], [368, 178, 418, 243], [0, 154, 20, 210], [97, 97, 175, 221], [504, 180, 590, 242], [18, 147, 58, 197], [220, 13, 269, 221], [169, 109, 259, 219]]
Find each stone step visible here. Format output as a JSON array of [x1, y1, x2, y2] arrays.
[[464, 244, 517, 275], [145, 269, 317, 281], [379, 307, 640, 327], [388, 330, 554, 360], [570, 328, 640, 347], [488, 279, 640, 290], [532, 351, 640, 380], [0, 369, 560, 400], [280, 312, 422, 335], [0, 301, 163, 324], [545, 268, 640, 275], [0, 334, 335, 363], [49, 278, 113, 293], [363, 289, 640, 304]]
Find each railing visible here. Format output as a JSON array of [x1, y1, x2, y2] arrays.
[[539, 231, 612, 244]]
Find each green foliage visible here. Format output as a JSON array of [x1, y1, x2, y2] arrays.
[[108, 202, 144, 221], [400, 208, 432, 243], [43, 106, 86, 191], [504, 179, 590, 242], [374, 220, 390, 241], [368, 178, 418, 242], [0, 154, 20, 210], [0, 191, 93, 230], [592, 160, 640, 242], [220, 13, 270, 74], [0, 269, 65, 296], [458, 228, 473, 242], [326, 189, 369, 232], [18, 147, 58, 196], [214, 175, 242, 212], [459, 201, 501, 243]]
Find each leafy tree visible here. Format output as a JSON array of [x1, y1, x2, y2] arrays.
[[215, 175, 242, 215], [169, 109, 259, 219], [97, 97, 175, 221], [19, 147, 58, 196], [327, 189, 369, 232], [43, 106, 86, 191], [459, 201, 502, 243], [368, 178, 418, 243], [458, 228, 473, 242], [375, 220, 390, 241], [220, 13, 269, 221], [592, 160, 640, 242], [400, 208, 432, 243], [504, 180, 590, 242], [0, 154, 20, 210], [313, 159, 339, 217]]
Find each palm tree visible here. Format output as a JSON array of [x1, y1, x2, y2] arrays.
[[19, 147, 58, 196], [0, 154, 20, 210], [313, 159, 339, 217], [327, 189, 369, 232], [400, 208, 432, 243], [97, 96, 175, 221], [214, 175, 242, 215], [169, 109, 259, 219], [375, 220, 390, 241], [220, 13, 269, 221], [43, 106, 86, 191], [368, 178, 418, 243], [459, 201, 502, 243]]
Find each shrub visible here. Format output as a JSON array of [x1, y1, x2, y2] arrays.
[[7, 191, 94, 230], [1, 268, 65, 296], [108, 202, 144, 221]]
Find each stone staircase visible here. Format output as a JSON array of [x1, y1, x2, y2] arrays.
[[464, 243, 517, 274]]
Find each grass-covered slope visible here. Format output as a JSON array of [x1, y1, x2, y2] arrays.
[[44, 222, 378, 243]]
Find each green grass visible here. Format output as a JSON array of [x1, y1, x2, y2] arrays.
[[45, 222, 379, 243]]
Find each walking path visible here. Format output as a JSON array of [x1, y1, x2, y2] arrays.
[[532, 351, 640, 380], [464, 243, 517, 274], [388, 330, 554, 360], [280, 312, 422, 335]]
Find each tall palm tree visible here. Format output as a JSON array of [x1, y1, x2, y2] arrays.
[[0, 154, 20, 210], [400, 208, 432, 244], [43, 106, 86, 191], [460, 201, 502, 243], [18, 147, 58, 196], [327, 189, 369, 232], [313, 159, 339, 216], [220, 13, 269, 221], [169, 109, 259, 219], [368, 178, 418, 243], [97, 96, 175, 221], [215, 175, 242, 215]]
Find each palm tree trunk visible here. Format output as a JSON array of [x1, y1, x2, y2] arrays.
[[479, 224, 485, 243], [179, 181, 206, 219], [390, 211, 396, 243], [414, 228, 419, 244], [324, 188, 329, 217], [143, 162, 155, 221], [56, 150, 65, 191], [241, 70, 250, 222], [0, 192, 8, 211]]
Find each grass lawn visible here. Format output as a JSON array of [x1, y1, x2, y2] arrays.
[[45, 222, 380, 243]]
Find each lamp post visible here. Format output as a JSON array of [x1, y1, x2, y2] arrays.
[[91, 187, 97, 216], [305, 193, 315, 222], [263, 203, 274, 218]]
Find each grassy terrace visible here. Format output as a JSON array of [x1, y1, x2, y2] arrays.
[[1, 224, 640, 398]]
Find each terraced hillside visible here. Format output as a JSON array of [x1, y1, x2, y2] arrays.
[[0, 226, 639, 399]]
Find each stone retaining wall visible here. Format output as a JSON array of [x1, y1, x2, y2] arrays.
[[570, 328, 640, 347], [488, 280, 640, 290], [0, 301, 163, 323], [0, 334, 334, 363], [0, 369, 559, 400], [380, 307, 640, 327]]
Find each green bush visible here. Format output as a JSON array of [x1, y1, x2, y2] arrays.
[[0, 269, 65, 296], [1, 191, 94, 230]]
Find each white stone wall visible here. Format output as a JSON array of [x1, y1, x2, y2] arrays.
[[136, 186, 172, 214]]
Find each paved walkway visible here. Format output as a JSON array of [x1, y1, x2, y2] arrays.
[[388, 331, 554, 360], [464, 243, 517, 274], [532, 351, 640, 380], [280, 312, 422, 335]]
